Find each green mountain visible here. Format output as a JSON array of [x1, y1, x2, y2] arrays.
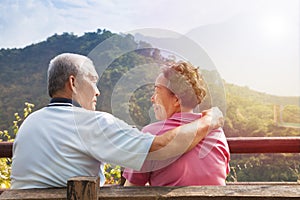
[[0, 29, 299, 138]]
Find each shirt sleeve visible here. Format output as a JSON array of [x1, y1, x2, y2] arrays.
[[76, 110, 155, 171]]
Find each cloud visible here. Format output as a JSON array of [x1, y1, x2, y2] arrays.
[[0, 0, 247, 48], [0, 0, 64, 48], [0, 0, 298, 96], [0, 0, 108, 48]]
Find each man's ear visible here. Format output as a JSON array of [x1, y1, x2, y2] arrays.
[[68, 75, 77, 94]]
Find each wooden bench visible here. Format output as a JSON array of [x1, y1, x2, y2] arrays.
[[0, 176, 299, 200]]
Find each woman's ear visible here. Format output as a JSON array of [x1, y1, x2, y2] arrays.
[[174, 95, 181, 108]]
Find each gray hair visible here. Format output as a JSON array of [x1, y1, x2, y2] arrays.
[[47, 53, 92, 97]]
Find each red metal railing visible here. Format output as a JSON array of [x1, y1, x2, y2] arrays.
[[1, 137, 300, 158], [228, 137, 300, 154], [0, 142, 13, 158]]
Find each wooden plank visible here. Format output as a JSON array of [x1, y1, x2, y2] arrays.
[[0, 189, 8, 195], [1, 184, 300, 199], [67, 176, 99, 200], [0, 188, 66, 200], [99, 185, 300, 199]]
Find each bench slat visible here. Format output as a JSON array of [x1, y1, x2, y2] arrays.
[[1, 185, 300, 200]]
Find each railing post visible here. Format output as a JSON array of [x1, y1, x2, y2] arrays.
[[67, 176, 99, 200]]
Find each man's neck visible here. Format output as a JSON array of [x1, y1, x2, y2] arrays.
[[52, 90, 72, 99]]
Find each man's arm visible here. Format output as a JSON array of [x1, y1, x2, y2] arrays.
[[147, 107, 224, 160]]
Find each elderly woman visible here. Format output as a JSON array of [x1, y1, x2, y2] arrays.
[[123, 61, 230, 186]]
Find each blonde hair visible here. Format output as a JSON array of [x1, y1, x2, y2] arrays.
[[162, 61, 207, 108]]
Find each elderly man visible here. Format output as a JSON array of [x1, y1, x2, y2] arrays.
[[123, 61, 230, 186], [11, 53, 223, 189]]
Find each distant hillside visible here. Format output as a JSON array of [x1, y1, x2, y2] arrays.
[[0, 29, 299, 138], [225, 83, 299, 106], [0, 29, 123, 131]]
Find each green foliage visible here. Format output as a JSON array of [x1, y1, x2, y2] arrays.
[[0, 158, 11, 188], [227, 154, 300, 183], [0, 102, 34, 142], [282, 105, 300, 123], [129, 84, 153, 128], [0, 102, 34, 188], [104, 164, 122, 185], [223, 84, 300, 137]]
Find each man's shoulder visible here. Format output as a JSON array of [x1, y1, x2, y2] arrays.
[[23, 107, 47, 119], [93, 110, 116, 120], [69, 107, 114, 118]]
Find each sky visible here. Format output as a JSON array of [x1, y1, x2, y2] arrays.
[[0, 0, 299, 97]]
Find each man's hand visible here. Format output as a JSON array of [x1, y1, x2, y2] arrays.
[[201, 107, 224, 132]]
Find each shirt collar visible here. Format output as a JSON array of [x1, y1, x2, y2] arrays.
[[48, 98, 81, 107], [169, 112, 202, 123]]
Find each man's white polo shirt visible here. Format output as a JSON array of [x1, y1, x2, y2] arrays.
[[11, 98, 154, 189]]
